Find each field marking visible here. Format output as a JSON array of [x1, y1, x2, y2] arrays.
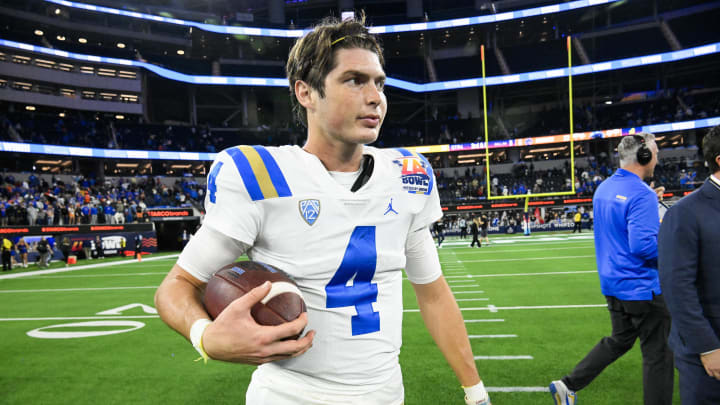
[[25, 272, 169, 279], [465, 319, 504, 323], [458, 304, 606, 312], [488, 305, 498, 313], [469, 334, 517, 339], [456, 298, 489, 302], [0, 254, 180, 280], [474, 355, 533, 360], [0, 315, 161, 321], [450, 285, 480, 289], [440, 255, 594, 264], [447, 279, 478, 284], [444, 270, 596, 279], [0, 286, 158, 293], [452, 246, 594, 255], [453, 290, 485, 294], [487, 387, 549, 392]]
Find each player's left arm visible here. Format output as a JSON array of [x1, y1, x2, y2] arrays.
[[412, 277, 480, 386], [406, 228, 490, 404]]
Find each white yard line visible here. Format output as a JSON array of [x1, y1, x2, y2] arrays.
[[450, 285, 481, 289], [444, 270, 596, 279], [0, 254, 180, 280], [453, 290, 485, 294], [24, 272, 169, 279], [440, 255, 594, 264], [452, 246, 594, 254], [487, 387, 549, 393], [456, 298, 490, 302], [0, 286, 159, 293], [0, 315, 160, 321], [465, 319, 504, 323], [469, 334, 517, 339]]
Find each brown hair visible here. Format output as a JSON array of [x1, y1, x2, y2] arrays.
[[703, 125, 720, 173], [285, 13, 384, 127]]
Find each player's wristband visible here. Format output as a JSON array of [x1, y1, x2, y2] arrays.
[[463, 381, 490, 405], [190, 318, 212, 364]]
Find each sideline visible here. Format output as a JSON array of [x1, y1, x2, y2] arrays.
[[0, 253, 180, 280]]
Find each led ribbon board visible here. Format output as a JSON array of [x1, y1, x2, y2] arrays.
[[1, 39, 718, 91], [44, 0, 620, 37]]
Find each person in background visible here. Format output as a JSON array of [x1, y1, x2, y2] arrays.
[[2, 236, 13, 271], [37, 237, 52, 268], [470, 217, 481, 248], [572, 210, 582, 233], [550, 133, 673, 405], [658, 126, 720, 404], [59, 236, 72, 267], [17, 237, 28, 268]]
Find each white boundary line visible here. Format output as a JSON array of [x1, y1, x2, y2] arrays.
[[453, 290, 485, 294], [452, 246, 594, 254], [0, 254, 180, 280]]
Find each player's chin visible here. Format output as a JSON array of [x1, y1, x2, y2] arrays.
[[354, 126, 381, 144]]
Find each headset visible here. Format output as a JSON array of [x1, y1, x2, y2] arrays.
[[633, 135, 653, 166]]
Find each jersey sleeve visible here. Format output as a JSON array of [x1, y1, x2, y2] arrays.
[[202, 149, 262, 246], [404, 226, 443, 284]]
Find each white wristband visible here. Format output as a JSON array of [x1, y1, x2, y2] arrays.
[[463, 381, 490, 405], [190, 318, 212, 362]]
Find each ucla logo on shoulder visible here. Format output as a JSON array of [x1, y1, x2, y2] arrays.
[[299, 199, 321, 226], [393, 157, 430, 195]]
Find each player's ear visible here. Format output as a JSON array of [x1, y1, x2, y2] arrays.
[[294, 80, 315, 110]]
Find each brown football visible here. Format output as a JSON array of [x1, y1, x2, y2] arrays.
[[203, 261, 306, 339]]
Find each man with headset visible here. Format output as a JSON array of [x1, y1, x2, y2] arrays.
[[550, 133, 674, 405]]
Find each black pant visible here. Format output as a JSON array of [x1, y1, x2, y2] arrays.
[[436, 232, 444, 246], [460, 229, 467, 239], [563, 294, 674, 405], [1, 250, 10, 270], [573, 222, 582, 233], [470, 233, 481, 247]]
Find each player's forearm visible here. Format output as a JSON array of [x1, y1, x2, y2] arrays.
[[415, 279, 480, 387], [155, 264, 209, 340]]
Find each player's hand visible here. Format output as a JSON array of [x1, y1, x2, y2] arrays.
[[654, 186, 666, 201], [202, 281, 315, 364], [701, 350, 720, 380]]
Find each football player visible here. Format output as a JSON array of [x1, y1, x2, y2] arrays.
[[155, 15, 491, 405]]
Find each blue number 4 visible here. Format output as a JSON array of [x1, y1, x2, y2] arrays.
[[325, 226, 380, 336]]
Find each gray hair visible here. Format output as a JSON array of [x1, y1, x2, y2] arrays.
[[618, 132, 655, 167]]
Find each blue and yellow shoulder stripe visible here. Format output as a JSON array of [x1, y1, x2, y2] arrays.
[[394, 148, 435, 195], [209, 145, 292, 202]]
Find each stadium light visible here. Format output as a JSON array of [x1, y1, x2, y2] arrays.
[[43, 0, 620, 37], [34, 30, 44, 36], [1, 38, 718, 92]]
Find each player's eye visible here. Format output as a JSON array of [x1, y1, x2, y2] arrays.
[[375, 80, 385, 91]]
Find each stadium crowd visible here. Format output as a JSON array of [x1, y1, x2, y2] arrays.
[[0, 173, 203, 226], [2, 88, 717, 153]]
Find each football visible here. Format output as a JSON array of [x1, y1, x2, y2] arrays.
[[203, 261, 306, 338]]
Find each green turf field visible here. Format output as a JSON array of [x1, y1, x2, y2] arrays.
[[0, 233, 681, 404]]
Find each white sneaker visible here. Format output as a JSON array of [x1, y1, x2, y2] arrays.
[[549, 380, 576, 405]]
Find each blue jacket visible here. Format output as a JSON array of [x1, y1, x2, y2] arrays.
[[593, 168, 661, 300]]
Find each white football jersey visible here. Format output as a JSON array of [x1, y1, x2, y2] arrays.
[[199, 144, 442, 393]]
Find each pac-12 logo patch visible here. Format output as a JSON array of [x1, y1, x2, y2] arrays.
[[393, 156, 431, 195], [299, 199, 320, 226]]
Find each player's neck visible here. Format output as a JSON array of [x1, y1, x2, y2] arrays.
[[303, 135, 364, 172], [620, 164, 651, 181]]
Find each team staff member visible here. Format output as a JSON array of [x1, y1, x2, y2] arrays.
[[658, 126, 720, 404], [480, 214, 489, 245], [470, 217, 481, 248], [155, 16, 491, 405], [572, 211, 582, 233], [1, 237, 12, 271], [550, 133, 673, 405]]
